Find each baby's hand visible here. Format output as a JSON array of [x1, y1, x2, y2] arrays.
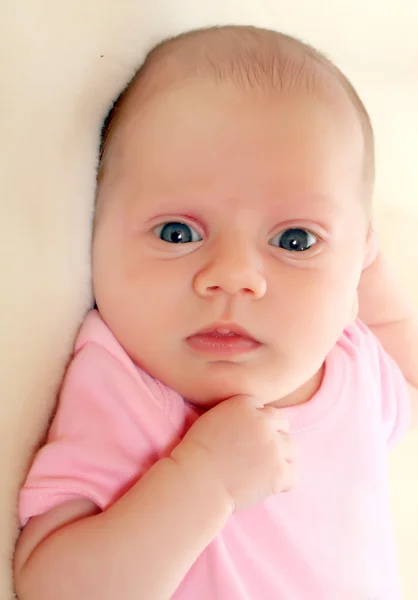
[[171, 396, 293, 512]]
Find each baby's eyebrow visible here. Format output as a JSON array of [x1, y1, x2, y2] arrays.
[[271, 194, 346, 225], [274, 193, 336, 208], [298, 193, 358, 209]]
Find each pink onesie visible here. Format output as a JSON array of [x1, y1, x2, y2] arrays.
[[19, 310, 410, 599]]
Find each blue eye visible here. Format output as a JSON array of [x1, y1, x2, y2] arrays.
[[154, 222, 202, 244], [270, 228, 317, 252]]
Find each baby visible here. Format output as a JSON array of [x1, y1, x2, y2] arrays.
[[14, 26, 418, 600]]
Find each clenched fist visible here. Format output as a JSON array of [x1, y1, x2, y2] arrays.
[[171, 395, 294, 512]]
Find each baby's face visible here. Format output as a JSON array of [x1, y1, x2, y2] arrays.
[[93, 80, 370, 408]]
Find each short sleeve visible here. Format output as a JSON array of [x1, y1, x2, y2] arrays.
[[19, 342, 184, 527], [356, 321, 411, 446]]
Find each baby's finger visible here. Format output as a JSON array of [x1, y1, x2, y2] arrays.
[[259, 406, 290, 433], [282, 433, 296, 462], [281, 462, 295, 492], [272, 460, 294, 494]]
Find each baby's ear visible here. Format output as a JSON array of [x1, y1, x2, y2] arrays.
[[362, 225, 379, 270]]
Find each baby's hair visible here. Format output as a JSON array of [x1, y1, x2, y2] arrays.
[[98, 25, 375, 200]]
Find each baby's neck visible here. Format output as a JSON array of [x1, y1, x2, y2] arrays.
[[269, 364, 325, 409]]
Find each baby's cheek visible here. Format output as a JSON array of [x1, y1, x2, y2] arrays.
[[351, 292, 359, 321], [363, 229, 379, 270]]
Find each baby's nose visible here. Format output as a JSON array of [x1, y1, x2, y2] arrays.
[[193, 246, 267, 299]]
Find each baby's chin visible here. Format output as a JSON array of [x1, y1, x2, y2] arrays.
[[181, 379, 283, 410], [179, 379, 258, 410], [180, 364, 325, 410]]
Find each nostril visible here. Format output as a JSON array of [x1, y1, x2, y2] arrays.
[[207, 286, 220, 293]]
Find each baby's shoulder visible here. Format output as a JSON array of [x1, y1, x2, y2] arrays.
[[336, 319, 382, 366], [63, 310, 185, 428], [335, 320, 410, 444]]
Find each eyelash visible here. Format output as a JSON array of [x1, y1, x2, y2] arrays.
[[152, 221, 203, 244], [269, 228, 318, 251], [151, 220, 321, 252]]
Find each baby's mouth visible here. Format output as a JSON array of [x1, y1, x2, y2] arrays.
[[186, 323, 261, 357]]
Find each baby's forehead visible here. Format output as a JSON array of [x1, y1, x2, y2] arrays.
[[121, 28, 349, 115], [99, 26, 374, 202], [111, 49, 348, 159]]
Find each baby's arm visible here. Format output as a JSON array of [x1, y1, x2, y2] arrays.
[[357, 248, 418, 426], [14, 396, 292, 600], [15, 443, 231, 600], [15, 448, 231, 600]]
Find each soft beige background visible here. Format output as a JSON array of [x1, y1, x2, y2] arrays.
[[0, 0, 417, 598]]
